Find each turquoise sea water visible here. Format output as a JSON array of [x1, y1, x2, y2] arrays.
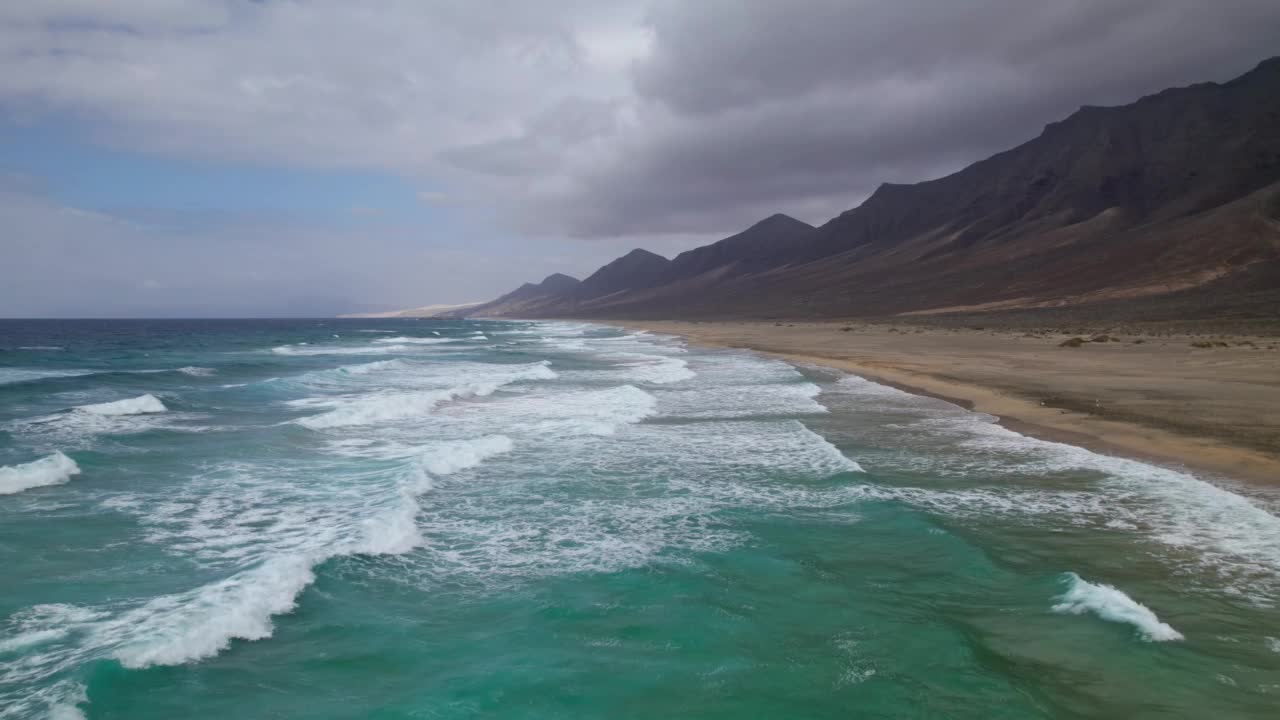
[[1, 318, 1278, 719]]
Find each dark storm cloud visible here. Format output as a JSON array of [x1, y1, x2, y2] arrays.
[[533, 0, 1280, 237]]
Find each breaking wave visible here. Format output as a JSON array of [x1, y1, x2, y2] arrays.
[[502, 385, 658, 437], [1, 435, 515, 715], [177, 367, 216, 377], [417, 436, 514, 475], [0, 453, 81, 496], [1051, 573, 1184, 641], [117, 437, 514, 667], [338, 359, 411, 375], [373, 337, 458, 345], [76, 394, 167, 416], [271, 344, 409, 356], [616, 354, 696, 384], [295, 363, 557, 429]]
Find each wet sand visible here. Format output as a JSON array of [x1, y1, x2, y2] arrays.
[[609, 320, 1280, 483]]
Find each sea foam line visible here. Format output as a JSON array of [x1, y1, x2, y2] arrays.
[[833, 373, 1280, 602], [0, 368, 94, 386]]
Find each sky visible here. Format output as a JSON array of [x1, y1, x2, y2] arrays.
[[2, 1, 1279, 317]]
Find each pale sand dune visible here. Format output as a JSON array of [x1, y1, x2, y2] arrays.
[[610, 320, 1280, 483], [337, 302, 481, 318]]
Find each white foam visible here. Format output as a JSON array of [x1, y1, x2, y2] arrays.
[[356, 491, 426, 555], [76, 394, 167, 416], [18, 346, 64, 351], [271, 344, 409, 356], [615, 354, 696, 385], [540, 337, 589, 351], [373, 336, 457, 345], [0, 452, 81, 496], [296, 387, 485, 429], [112, 554, 317, 668], [356, 329, 396, 333], [338, 359, 410, 375], [394, 423, 868, 588], [417, 435, 514, 476], [1052, 573, 1183, 641], [0, 628, 68, 652], [296, 363, 556, 429], [49, 702, 87, 720], [623, 420, 863, 480], [496, 385, 658, 436], [831, 373, 1280, 602], [49, 435, 519, 678], [657, 381, 827, 419], [177, 366, 216, 377], [0, 368, 93, 385]]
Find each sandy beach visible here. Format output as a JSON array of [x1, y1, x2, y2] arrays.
[[610, 320, 1280, 483]]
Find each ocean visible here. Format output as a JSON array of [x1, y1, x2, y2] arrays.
[[1, 318, 1278, 719]]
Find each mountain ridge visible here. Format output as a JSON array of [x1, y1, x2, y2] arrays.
[[467, 56, 1280, 322]]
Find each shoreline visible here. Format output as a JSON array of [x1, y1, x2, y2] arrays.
[[602, 319, 1280, 484]]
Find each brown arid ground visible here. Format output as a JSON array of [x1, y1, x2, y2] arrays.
[[606, 320, 1280, 484]]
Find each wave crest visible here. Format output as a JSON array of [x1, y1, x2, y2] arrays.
[[0, 452, 81, 496], [373, 337, 457, 345], [417, 435, 514, 477], [296, 363, 556, 429], [76, 394, 167, 416], [177, 367, 216, 377], [271, 344, 408, 356], [1052, 572, 1183, 641]]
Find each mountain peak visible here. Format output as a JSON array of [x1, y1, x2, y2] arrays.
[[535, 272, 580, 295], [750, 213, 814, 232], [541, 272, 579, 283], [573, 248, 671, 300], [617, 248, 668, 263]]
